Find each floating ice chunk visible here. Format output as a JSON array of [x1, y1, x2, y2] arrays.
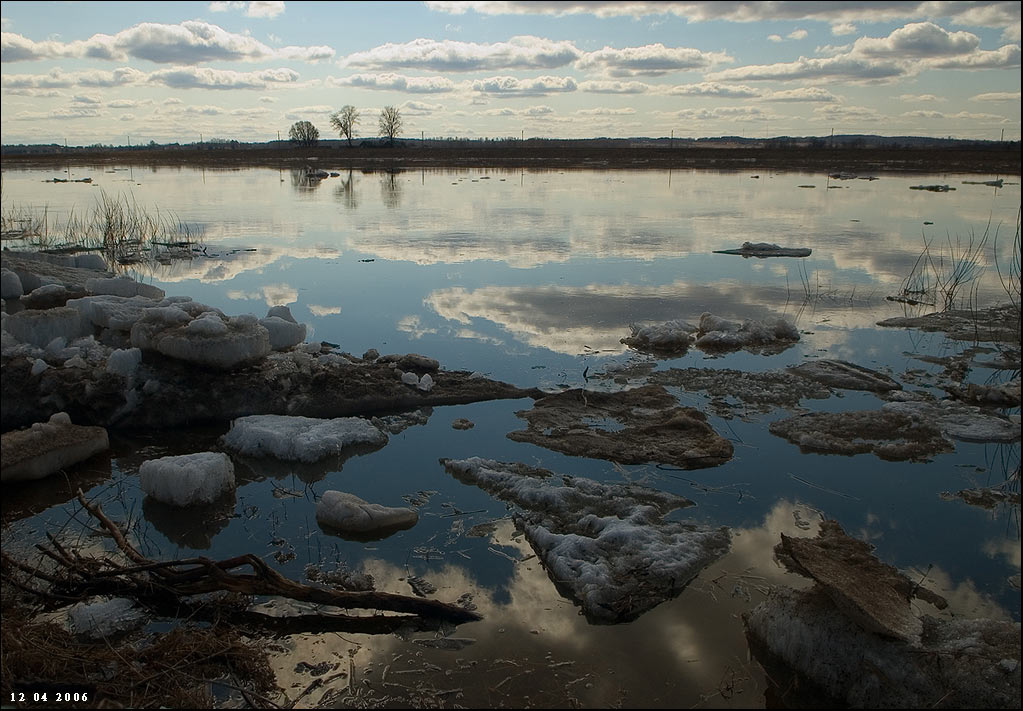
[[221, 414, 387, 463], [69, 597, 146, 639], [316, 490, 418, 535], [30, 358, 49, 375], [417, 373, 434, 391], [106, 348, 142, 378], [267, 305, 297, 322], [401, 371, 420, 386], [1, 268, 23, 299], [3, 307, 89, 348], [1, 412, 109, 482], [86, 275, 165, 300], [883, 400, 1020, 443], [442, 457, 731, 622], [694, 312, 799, 353], [139, 451, 235, 506], [713, 242, 812, 258], [260, 315, 307, 351], [621, 319, 697, 354]]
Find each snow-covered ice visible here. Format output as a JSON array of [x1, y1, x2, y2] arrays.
[[138, 451, 236, 506], [221, 414, 387, 462], [316, 490, 418, 535]]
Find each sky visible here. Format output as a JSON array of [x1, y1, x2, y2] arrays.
[[1, 1, 1020, 145]]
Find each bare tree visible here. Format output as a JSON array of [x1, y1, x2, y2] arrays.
[[378, 106, 403, 146], [330, 105, 360, 147], [288, 120, 319, 147]]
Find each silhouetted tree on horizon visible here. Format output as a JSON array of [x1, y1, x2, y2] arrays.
[[288, 120, 319, 147], [378, 106, 402, 146], [330, 106, 360, 147]]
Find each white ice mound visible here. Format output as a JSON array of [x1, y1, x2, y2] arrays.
[[1, 268, 24, 299], [621, 319, 698, 353], [139, 451, 235, 506], [106, 347, 142, 378], [1, 412, 109, 483], [69, 597, 146, 639], [86, 275, 165, 300], [68, 294, 165, 331], [442, 457, 731, 622], [3, 307, 89, 348], [130, 304, 270, 369], [221, 414, 387, 462], [695, 312, 799, 352], [316, 490, 419, 534], [882, 400, 1020, 443], [259, 314, 307, 351]]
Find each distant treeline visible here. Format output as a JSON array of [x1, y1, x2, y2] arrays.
[[2, 134, 1018, 156]]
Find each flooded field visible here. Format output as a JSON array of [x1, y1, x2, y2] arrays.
[[2, 165, 1019, 708]]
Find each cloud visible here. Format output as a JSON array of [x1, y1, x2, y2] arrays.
[[148, 66, 300, 90], [764, 87, 840, 102], [925, 43, 1020, 68], [707, 54, 903, 82], [479, 104, 555, 117], [341, 36, 581, 72], [901, 109, 1010, 121], [788, 29, 808, 40], [2, 66, 146, 88], [767, 34, 783, 43], [210, 1, 285, 17], [852, 22, 980, 58], [282, 105, 334, 120], [400, 100, 444, 115], [424, 1, 1021, 30], [107, 99, 138, 108], [471, 75, 576, 97], [575, 43, 732, 76], [897, 93, 946, 102], [831, 22, 857, 35], [308, 304, 341, 316], [970, 90, 1021, 101], [666, 82, 759, 98], [329, 72, 457, 93], [578, 79, 650, 94], [2, 21, 332, 64], [259, 95, 277, 103], [811, 104, 884, 122], [71, 93, 102, 104], [575, 107, 636, 115], [671, 105, 769, 121]]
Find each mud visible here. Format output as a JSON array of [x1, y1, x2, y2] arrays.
[[507, 385, 733, 469]]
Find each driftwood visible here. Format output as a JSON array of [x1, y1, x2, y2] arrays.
[[2, 490, 481, 631]]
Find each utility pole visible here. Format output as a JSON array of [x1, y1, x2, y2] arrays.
[[127, 135, 131, 148]]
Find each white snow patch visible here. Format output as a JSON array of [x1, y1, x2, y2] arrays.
[[86, 275, 164, 300], [68, 597, 146, 639], [139, 451, 236, 507], [221, 414, 387, 463], [316, 490, 418, 534], [106, 348, 142, 378]]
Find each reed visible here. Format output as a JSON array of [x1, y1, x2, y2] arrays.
[[1, 191, 203, 266]]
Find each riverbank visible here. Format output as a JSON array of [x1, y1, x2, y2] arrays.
[[3, 143, 1020, 175]]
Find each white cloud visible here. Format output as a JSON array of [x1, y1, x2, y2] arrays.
[[2, 66, 146, 88], [209, 1, 285, 18], [479, 104, 555, 117], [852, 22, 980, 58], [788, 29, 808, 40], [575, 43, 732, 76], [575, 107, 636, 115], [424, 2, 1021, 30], [897, 93, 947, 102], [578, 79, 650, 94], [148, 66, 300, 90], [764, 87, 839, 102], [107, 99, 138, 108], [666, 82, 759, 98], [308, 304, 341, 316], [400, 100, 444, 115], [282, 105, 334, 120], [341, 36, 580, 72], [708, 54, 903, 82], [329, 72, 457, 93], [831, 22, 857, 36], [259, 95, 277, 103], [925, 43, 1020, 68], [471, 75, 576, 96], [1, 21, 331, 64], [767, 34, 783, 43], [71, 93, 102, 104], [970, 90, 1021, 101]]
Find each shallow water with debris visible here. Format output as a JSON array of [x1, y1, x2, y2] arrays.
[[2, 165, 1019, 707]]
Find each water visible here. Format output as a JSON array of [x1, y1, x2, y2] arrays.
[[2, 165, 1019, 707]]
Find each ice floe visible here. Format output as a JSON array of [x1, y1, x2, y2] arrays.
[[139, 451, 236, 507], [713, 242, 812, 258], [442, 457, 731, 622], [622, 312, 799, 356], [221, 414, 388, 462], [68, 597, 147, 640], [316, 490, 419, 536], [1, 412, 109, 482]]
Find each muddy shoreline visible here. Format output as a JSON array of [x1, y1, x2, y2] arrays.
[[3, 144, 1020, 175]]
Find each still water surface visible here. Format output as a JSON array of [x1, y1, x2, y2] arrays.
[[2, 165, 1019, 707]]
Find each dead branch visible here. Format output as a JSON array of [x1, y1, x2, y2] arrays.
[[3, 490, 482, 630]]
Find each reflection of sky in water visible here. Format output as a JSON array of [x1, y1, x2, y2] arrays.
[[2, 166, 1019, 706]]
